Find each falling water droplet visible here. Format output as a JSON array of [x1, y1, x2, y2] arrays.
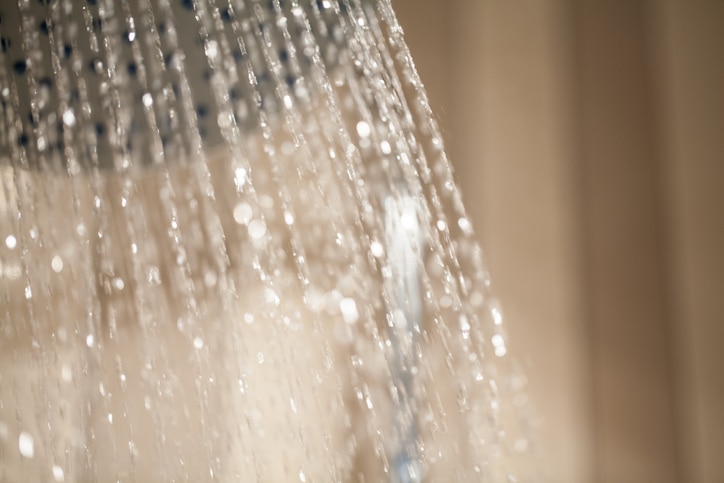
[[62, 109, 76, 127], [248, 219, 267, 240], [339, 297, 359, 324], [204, 270, 218, 287], [18, 432, 34, 459], [51, 465, 65, 481], [492, 305, 503, 325], [370, 241, 384, 257], [457, 217, 471, 233], [112, 277, 125, 291], [234, 167, 247, 188], [205, 40, 219, 59], [147, 266, 161, 286], [50, 255, 63, 273], [283, 95, 293, 109], [4, 235, 17, 249], [356, 121, 371, 138], [233, 202, 253, 225], [61, 365, 72, 383], [492, 334, 507, 357]]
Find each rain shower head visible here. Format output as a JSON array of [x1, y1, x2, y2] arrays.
[[0, 1, 534, 481], [0, 0, 356, 173]]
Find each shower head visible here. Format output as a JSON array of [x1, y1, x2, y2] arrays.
[[0, 0, 356, 173], [0, 2, 534, 481]]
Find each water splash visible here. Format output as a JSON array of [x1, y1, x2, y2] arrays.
[[0, 0, 534, 480]]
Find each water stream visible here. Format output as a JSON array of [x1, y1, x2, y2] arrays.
[[0, 0, 533, 481]]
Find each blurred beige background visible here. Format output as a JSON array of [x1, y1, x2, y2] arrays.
[[394, 1, 724, 482]]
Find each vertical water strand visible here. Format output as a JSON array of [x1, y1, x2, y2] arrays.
[[341, 10, 423, 475], [373, 2, 508, 473], [178, 3, 271, 479], [16, 0, 43, 170], [58, 3, 133, 478], [361, 4, 495, 478], [342, 4, 470, 475], [0, 27, 14, 164], [0, 11, 26, 406], [44, 0, 116, 476], [116, 0, 165, 167], [354, 12, 425, 482], [1, 2, 28, 171], [382, 188, 424, 483], [222, 2, 343, 478], [175, 0, 313, 477], [272, 0, 383, 323], [245, 0, 315, 295], [175, 3, 242, 478], [124, 2, 218, 477], [79, 1, 140, 479], [33, 3, 84, 478], [335, 22, 422, 483], [243, 4, 349, 479], [227, 2, 313, 469], [7, 2, 71, 479], [130, 2, 213, 478], [319, 3, 429, 479], [286, 5, 391, 477], [102, 8, 151, 479], [109, 178, 176, 480], [263, 10, 377, 478], [112, 2, 186, 477], [217, 2, 346, 478], [295, 0, 387, 277], [374, 0, 494, 348], [141, 0, 188, 166], [0, 181, 22, 483], [171, 2, 257, 477], [379, 1, 532, 478], [308, 11, 396, 480], [341, 12, 433, 468], [146, 2, 258, 478], [75, 0, 190, 477], [217, 1, 387, 478], [342, 1, 498, 478], [74, 0, 154, 478]]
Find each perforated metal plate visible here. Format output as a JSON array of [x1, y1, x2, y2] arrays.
[[0, 0, 353, 172]]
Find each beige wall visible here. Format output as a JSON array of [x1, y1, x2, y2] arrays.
[[394, 1, 724, 481], [650, 3, 724, 481]]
